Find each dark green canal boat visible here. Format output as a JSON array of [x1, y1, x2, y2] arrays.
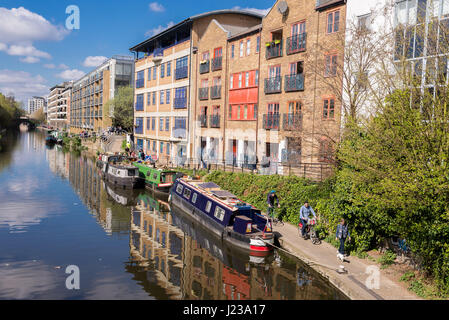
[[133, 162, 178, 196]]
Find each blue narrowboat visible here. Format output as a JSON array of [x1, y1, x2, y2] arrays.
[[170, 178, 274, 254]]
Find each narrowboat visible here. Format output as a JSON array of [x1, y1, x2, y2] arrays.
[[170, 178, 275, 255], [97, 154, 144, 189], [45, 131, 58, 145], [133, 162, 179, 196]]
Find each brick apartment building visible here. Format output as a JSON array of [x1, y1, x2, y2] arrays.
[[130, 10, 264, 165]]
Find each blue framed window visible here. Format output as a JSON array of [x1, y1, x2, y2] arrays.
[[160, 142, 164, 154], [161, 64, 165, 78], [165, 117, 169, 131], [152, 92, 156, 105], [137, 139, 144, 149], [147, 92, 151, 106], [231, 44, 235, 58], [152, 117, 155, 130], [160, 91, 165, 104], [135, 94, 144, 111], [167, 61, 171, 76], [166, 143, 170, 155], [174, 87, 187, 109], [160, 117, 164, 131], [135, 118, 144, 134], [175, 56, 189, 79], [146, 118, 150, 130], [166, 89, 170, 104], [153, 66, 157, 80], [136, 71, 144, 88], [153, 141, 156, 151], [148, 67, 151, 80]]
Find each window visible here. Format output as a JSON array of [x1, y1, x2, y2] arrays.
[[160, 142, 164, 154], [240, 41, 244, 57], [255, 70, 259, 86], [246, 39, 251, 55], [146, 118, 151, 130], [161, 64, 165, 78], [153, 141, 156, 151], [153, 66, 157, 80], [183, 187, 191, 199], [244, 105, 248, 119], [152, 92, 156, 105], [205, 201, 212, 213], [152, 117, 156, 130], [160, 117, 164, 131], [147, 93, 151, 106], [256, 36, 260, 53], [160, 91, 165, 104], [325, 54, 337, 77], [166, 143, 170, 155], [165, 117, 169, 131], [238, 73, 242, 88], [214, 206, 226, 221], [135, 94, 144, 111], [231, 44, 235, 58], [245, 72, 249, 87], [323, 98, 335, 119], [358, 13, 371, 31], [148, 67, 152, 80], [327, 10, 340, 34], [230, 74, 234, 89], [166, 89, 170, 104], [176, 184, 183, 194], [167, 61, 171, 76], [229, 105, 232, 118], [192, 193, 198, 204]]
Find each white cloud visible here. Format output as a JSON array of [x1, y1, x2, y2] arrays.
[[231, 6, 270, 16], [0, 69, 48, 103], [149, 2, 165, 12], [145, 21, 175, 37], [82, 56, 108, 68], [56, 69, 85, 81], [0, 7, 69, 44], [44, 63, 69, 70], [20, 56, 40, 64], [5, 44, 51, 59]]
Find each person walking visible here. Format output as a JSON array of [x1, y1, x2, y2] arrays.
[[299, 202, 316, 239], [336, 219, 351, 261], [267, 190, 280, 219]]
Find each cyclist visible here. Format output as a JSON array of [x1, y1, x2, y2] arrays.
[[267, 190, 280, 219], [299, 201, 316, 239]]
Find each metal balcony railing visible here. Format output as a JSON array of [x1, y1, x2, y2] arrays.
[[199, 87, 209, 100], [287, 33, 307, 55], [175, 66, 188, 80], [211, 57, 222, 71], [264, 77, 282, 94], [283, 113, 303, 131], [210, 85, 221, 99], [285, 74, 305, 92], [266, 41, 283, 59], [198, 115, 208, 128], [174, 97, 187, 109], [263, 114, 280, 130], [199, 60, 210, 74], [209, 115, 220, 128]]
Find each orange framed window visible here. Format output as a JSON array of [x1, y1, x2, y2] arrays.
[[324, 54, 338, 77], [323, 97, 335, 119], [327, 10, 340, 34]]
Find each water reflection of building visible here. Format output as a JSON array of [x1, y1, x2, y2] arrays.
[[129, 194, 346, 300], [46, 146, 70, 179]]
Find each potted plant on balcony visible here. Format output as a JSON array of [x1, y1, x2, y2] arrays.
[[200, 60, 207, 64]]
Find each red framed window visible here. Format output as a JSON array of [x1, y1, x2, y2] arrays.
[[327, 10, 340, 34], [292, 21, 306, 36], [324, 54, 338, 77], [323, 98, 335, 119], [202, 51, 210, 60], [214, 47, 222, 58]]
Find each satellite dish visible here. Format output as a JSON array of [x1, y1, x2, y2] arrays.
[[277, 1, 288, 16]]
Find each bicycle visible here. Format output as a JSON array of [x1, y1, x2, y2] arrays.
[[268, 207, 284, 227], [298, 217, 321, 245]]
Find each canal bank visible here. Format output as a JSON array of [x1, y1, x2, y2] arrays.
[[273, 222, 419, 300]]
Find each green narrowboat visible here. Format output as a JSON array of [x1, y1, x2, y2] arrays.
[[133, 162, 178, 195]]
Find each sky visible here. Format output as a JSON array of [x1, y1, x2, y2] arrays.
[[0, 0, 274, 106]]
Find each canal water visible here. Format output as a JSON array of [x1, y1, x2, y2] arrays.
[[0, 131, 347, 300]]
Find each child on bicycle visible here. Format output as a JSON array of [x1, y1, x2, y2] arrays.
[[299, 202, 316, 238]]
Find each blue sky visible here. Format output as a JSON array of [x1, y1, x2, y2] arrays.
[[0, 0, 274, 105]]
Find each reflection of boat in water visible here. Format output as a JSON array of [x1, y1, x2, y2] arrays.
[[104, 181, 140, 206], [97, 154, 144, 189], [170, 179, 274, 255]]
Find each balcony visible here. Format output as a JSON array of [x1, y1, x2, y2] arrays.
[[174, 97, 187, 109], [198, 114, 208, 128], [287, 33, 307, 55], [266, 40, 283, 59], [172, 127, 187, 140], [199, 60, 210, 74], [175, 66, 188, 80], [263, 114, 280, 130], [209, 115, 220, 128], [285, 74, 305, 92], [199, 87, 209, 100], [283, 113, 303, 131], [210, 85, 221, 99], [153, 48, 164, 63], [136, 79, 144, 89], [211, 57, 222, 71], [264, 77, 282, 94]]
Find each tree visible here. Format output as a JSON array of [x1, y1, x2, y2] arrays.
[[30, 107, 46, 124], [0, 92, 24, 129], [104, 86, 134, 131]]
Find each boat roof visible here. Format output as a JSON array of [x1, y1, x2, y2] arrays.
[[179, 178, 251, 210]]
